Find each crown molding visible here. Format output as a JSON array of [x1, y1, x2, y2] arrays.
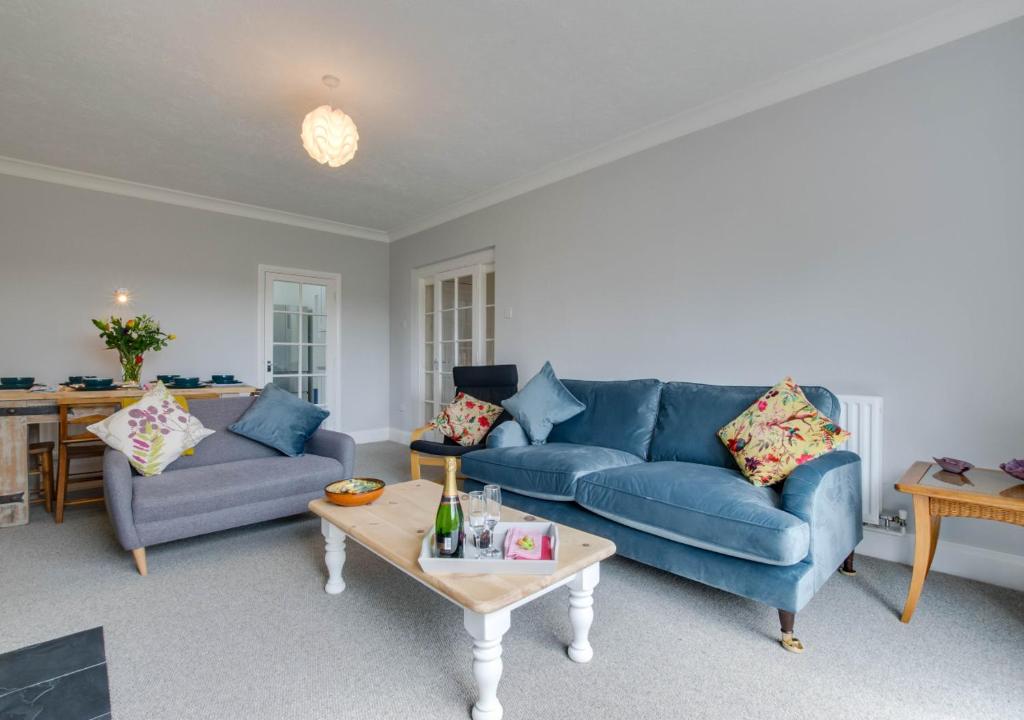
[[0, 155, 390, 242], [388, 0, 1024, 241]]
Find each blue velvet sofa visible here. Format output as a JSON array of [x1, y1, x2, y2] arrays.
[[461, 379, 862, 650]]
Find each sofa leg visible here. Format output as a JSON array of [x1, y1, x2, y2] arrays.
[[839, 550, 857, 576], [132, 547, 148, 576], [409, 452, 421, 481], [778, 610, 804, 653]]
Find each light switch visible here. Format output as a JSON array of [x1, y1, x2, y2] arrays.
[[504, 307, 513, 320]]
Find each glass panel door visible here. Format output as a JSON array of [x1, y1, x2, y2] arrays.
[[423, 282, 435, 425], [419, 263, 493, 426], [264, 271, 338, 422]]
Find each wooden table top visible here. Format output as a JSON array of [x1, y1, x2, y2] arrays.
[[896, 461, 1024, 511], [310, 480, 616, 615], [0, 385, 256, 405]]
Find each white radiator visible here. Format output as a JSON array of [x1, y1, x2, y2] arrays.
[[837, 394, 884, 525]]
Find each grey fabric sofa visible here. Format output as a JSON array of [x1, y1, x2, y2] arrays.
[[102, 396, 355, 575]]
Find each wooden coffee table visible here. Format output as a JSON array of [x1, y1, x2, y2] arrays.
[[896, 461, 1024, 623], [309, 481, 616, 720]]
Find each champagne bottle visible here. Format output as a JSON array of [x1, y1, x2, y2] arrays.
[[435, 457, 464, 558]]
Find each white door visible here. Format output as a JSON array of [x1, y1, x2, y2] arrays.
[[419, 262, 494, 426], [261, 269, 340, 428]]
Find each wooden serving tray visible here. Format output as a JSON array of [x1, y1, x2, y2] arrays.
[[418, 521, 559, 575]]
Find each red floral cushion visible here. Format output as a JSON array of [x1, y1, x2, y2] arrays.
[[433, 392, 504, 447], [717, 377, 850, 486]]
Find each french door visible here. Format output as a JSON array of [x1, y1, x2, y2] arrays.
[[261, 268, 340, 428], [419, 261, 495, 426]]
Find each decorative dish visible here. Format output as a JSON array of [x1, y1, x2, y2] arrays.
[[933, 457, 973, 474], [1000, 459, 1024, 481], [324, 477, 385, 506]]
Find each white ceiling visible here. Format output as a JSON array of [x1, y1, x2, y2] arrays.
[[0, 1, 1018, 239]]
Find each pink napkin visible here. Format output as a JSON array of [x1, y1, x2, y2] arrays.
[[504, 527, 552, 560]]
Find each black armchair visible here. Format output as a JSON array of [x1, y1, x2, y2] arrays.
[[409, 364, 518, 480]]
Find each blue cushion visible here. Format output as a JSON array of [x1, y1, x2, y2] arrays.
[[501, 362, 585, 444], [575, 461, 810, 565], [228, 383, 329, 457], [548, 379, 662, 458], [485, 420, 530, 448], [649, 382, 840, 467], [460, 443, 643, 501]]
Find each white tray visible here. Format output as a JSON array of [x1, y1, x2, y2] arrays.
[[417, 521, 559, 575]]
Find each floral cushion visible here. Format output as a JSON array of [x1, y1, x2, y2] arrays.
[[433, 392, 504, 447], [717, 377, 850, 487], [89, 382, 214, 476]]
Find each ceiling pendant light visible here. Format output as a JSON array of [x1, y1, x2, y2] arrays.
[[301, 74, 359, 167]]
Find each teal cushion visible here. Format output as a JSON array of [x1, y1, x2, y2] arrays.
[[649, 382, 840, 467], [485, 420, 530, 448], [501, 362, 585, 444], [575, 461, 810, 565], [548, 379, 662, 458], [460, 443, 643, 501], [228, 383, 329, 457]]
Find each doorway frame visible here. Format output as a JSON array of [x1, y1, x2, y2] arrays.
[[257, 264, 342, 430], [411, 248, 495, 429]]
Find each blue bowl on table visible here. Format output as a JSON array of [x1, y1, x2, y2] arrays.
[[211, 374, 236, 384], [0, 376, 35, 389], [83, 377, 114, 389], [68, 375, 96, 385], [170, 377, 201, 388], [156, 374, 180, 384]]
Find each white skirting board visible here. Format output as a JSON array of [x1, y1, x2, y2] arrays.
[[389, 428, 412, 445], [857, 525, 1024, 592], [345, 428, 392, 444]]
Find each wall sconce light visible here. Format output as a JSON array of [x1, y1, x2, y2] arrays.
[[114, 288, 131, 305]]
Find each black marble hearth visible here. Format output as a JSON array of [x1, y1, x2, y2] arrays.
[[0, 627, 111, 719]]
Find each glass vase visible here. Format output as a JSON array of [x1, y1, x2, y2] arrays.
[[119, 353, 143, 387]]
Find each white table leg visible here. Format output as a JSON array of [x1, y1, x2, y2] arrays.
[[463, 608, 511, 720], [321, 519, 347, 595], [567, 562, 600, 663]]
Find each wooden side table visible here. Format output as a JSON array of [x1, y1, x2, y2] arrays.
[[896, 461, 1024, 623]]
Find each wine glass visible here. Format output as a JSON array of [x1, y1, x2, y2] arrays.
[[483, 484, 502, 558], [467, 491, 489, 558]]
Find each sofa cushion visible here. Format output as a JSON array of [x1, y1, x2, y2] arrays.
[[433, 392, 504, 446], [460, 443, 643, 501], [89, 383, 214, 476], [229, 383, 330, 457], [548, 379, 663, 459], [718, 377, 851, 487], [501, 362, 585, 445], [132, 454, 343, 523], [575, 461, 810, 565], [485, 420, 529, 448], [163, 397, 281, 471], [649, 382, 840, 468]]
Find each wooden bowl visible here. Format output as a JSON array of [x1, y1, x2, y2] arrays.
[[324, 477, 385, 506]]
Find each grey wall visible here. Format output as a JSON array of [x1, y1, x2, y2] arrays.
[[389, 20, 1024, 555], [0, 175, 390, 432]]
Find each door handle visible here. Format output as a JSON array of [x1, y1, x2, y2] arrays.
[[266, 360, 272, 373]]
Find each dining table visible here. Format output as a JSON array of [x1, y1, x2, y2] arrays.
[[0, 384, 256, 527]]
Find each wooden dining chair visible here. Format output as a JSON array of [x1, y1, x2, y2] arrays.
[[55, 403, 115, 523], [28, 441, 54, 513]]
